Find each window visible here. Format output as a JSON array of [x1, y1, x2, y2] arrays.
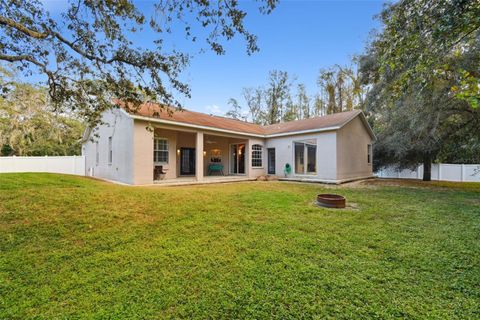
[[154, 138, 169, 163], [294, 141, 317, 174], [251, 144, 263, 167], [95, 141, 99, 166], [367, 144, 372, 164], [108, 137, 112, 164]]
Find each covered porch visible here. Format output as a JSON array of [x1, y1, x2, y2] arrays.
[[152, 126, 250, 183]]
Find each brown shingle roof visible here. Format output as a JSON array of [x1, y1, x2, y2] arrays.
[[263, 110, 362, 135], [123, 102, 265, 135], [121, 102, 363, 136]]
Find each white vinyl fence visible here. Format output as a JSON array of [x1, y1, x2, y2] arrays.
[[376, 163, 480, 182], [0, 156, 85, 176]]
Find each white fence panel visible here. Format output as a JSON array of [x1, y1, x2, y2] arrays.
[[464, 165, 480, 182], [441, 164, 462, 182], [0, 156, 85, 176], [376, 163, 480, 182], [431, 164, 440, 180]]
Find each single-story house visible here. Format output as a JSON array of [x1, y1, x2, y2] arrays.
[[82, 103, 375, 185]]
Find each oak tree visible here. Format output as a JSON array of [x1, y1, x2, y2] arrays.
[[0, 0, 278, 127]]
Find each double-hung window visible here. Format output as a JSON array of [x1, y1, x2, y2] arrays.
[[154, 138, 169, 163], [251, 144, 263, 167]]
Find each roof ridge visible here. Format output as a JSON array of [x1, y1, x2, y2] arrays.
[[263, 109, 362, 128]]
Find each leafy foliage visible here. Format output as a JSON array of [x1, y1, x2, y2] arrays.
[[227, 66, 366, 124], [317, 64, 366, 114], [373, 0, 480, 108], [225, 98, 246, 120], [0, 0, 278, 126], [361, 0, 480, 179], [0, 69, 84, 156]]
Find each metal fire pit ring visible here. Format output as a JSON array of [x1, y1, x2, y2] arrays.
[[317, 194, 346, 208]]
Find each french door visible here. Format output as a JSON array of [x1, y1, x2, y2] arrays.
[[230, 143, 245, 174]]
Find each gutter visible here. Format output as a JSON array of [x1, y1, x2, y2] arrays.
[[129, 114, 343, 138], [265, 126, 340, 138]]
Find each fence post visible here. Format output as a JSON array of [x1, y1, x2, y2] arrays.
[[461, 164, 465, 182], [438, 164, 442, 181]]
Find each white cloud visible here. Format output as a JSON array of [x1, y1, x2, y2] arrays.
[[205, 105, 223, 116]]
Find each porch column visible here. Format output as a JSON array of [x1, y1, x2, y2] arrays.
[[196, 131, 204, 181]]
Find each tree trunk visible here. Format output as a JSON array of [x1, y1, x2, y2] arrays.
[[423, 153, 432, 181]]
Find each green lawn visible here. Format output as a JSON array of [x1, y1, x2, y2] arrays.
[[1, 174, 479, 319]]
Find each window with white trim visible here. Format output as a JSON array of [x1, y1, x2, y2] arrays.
[[154, 138, 169, 163], [251, 144, 263, 167], [108, 137, 113, 164], [367, 144, 372, 164]]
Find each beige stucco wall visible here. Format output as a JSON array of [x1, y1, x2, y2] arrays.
[[246, 138, 267, 178], [153, 128, 178, 179], [133, 120, 154, 185], [336, 116, 374, 180]]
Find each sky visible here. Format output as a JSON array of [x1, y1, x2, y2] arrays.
[[39, 0, 386, 116], [175, 0, 386, 116]]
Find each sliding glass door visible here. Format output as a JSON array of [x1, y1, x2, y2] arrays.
[[294, 143, 305, 174], [306, 144, 316, 173], [294, 142, 316, 174], [230, 143, 245, 174]]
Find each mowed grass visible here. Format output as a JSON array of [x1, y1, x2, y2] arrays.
[[0, 174, 479, 319]]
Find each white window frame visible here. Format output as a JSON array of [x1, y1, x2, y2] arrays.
[[251, 144, 263, 168], [367, 144, 372, 165], [154, 137, 169, 164], [293, 141, 317, 175], [108, 137, 113, 165]]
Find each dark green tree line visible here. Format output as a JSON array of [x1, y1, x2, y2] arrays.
[[0, 68, 84, 156], [359, 0, 480, 180]]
